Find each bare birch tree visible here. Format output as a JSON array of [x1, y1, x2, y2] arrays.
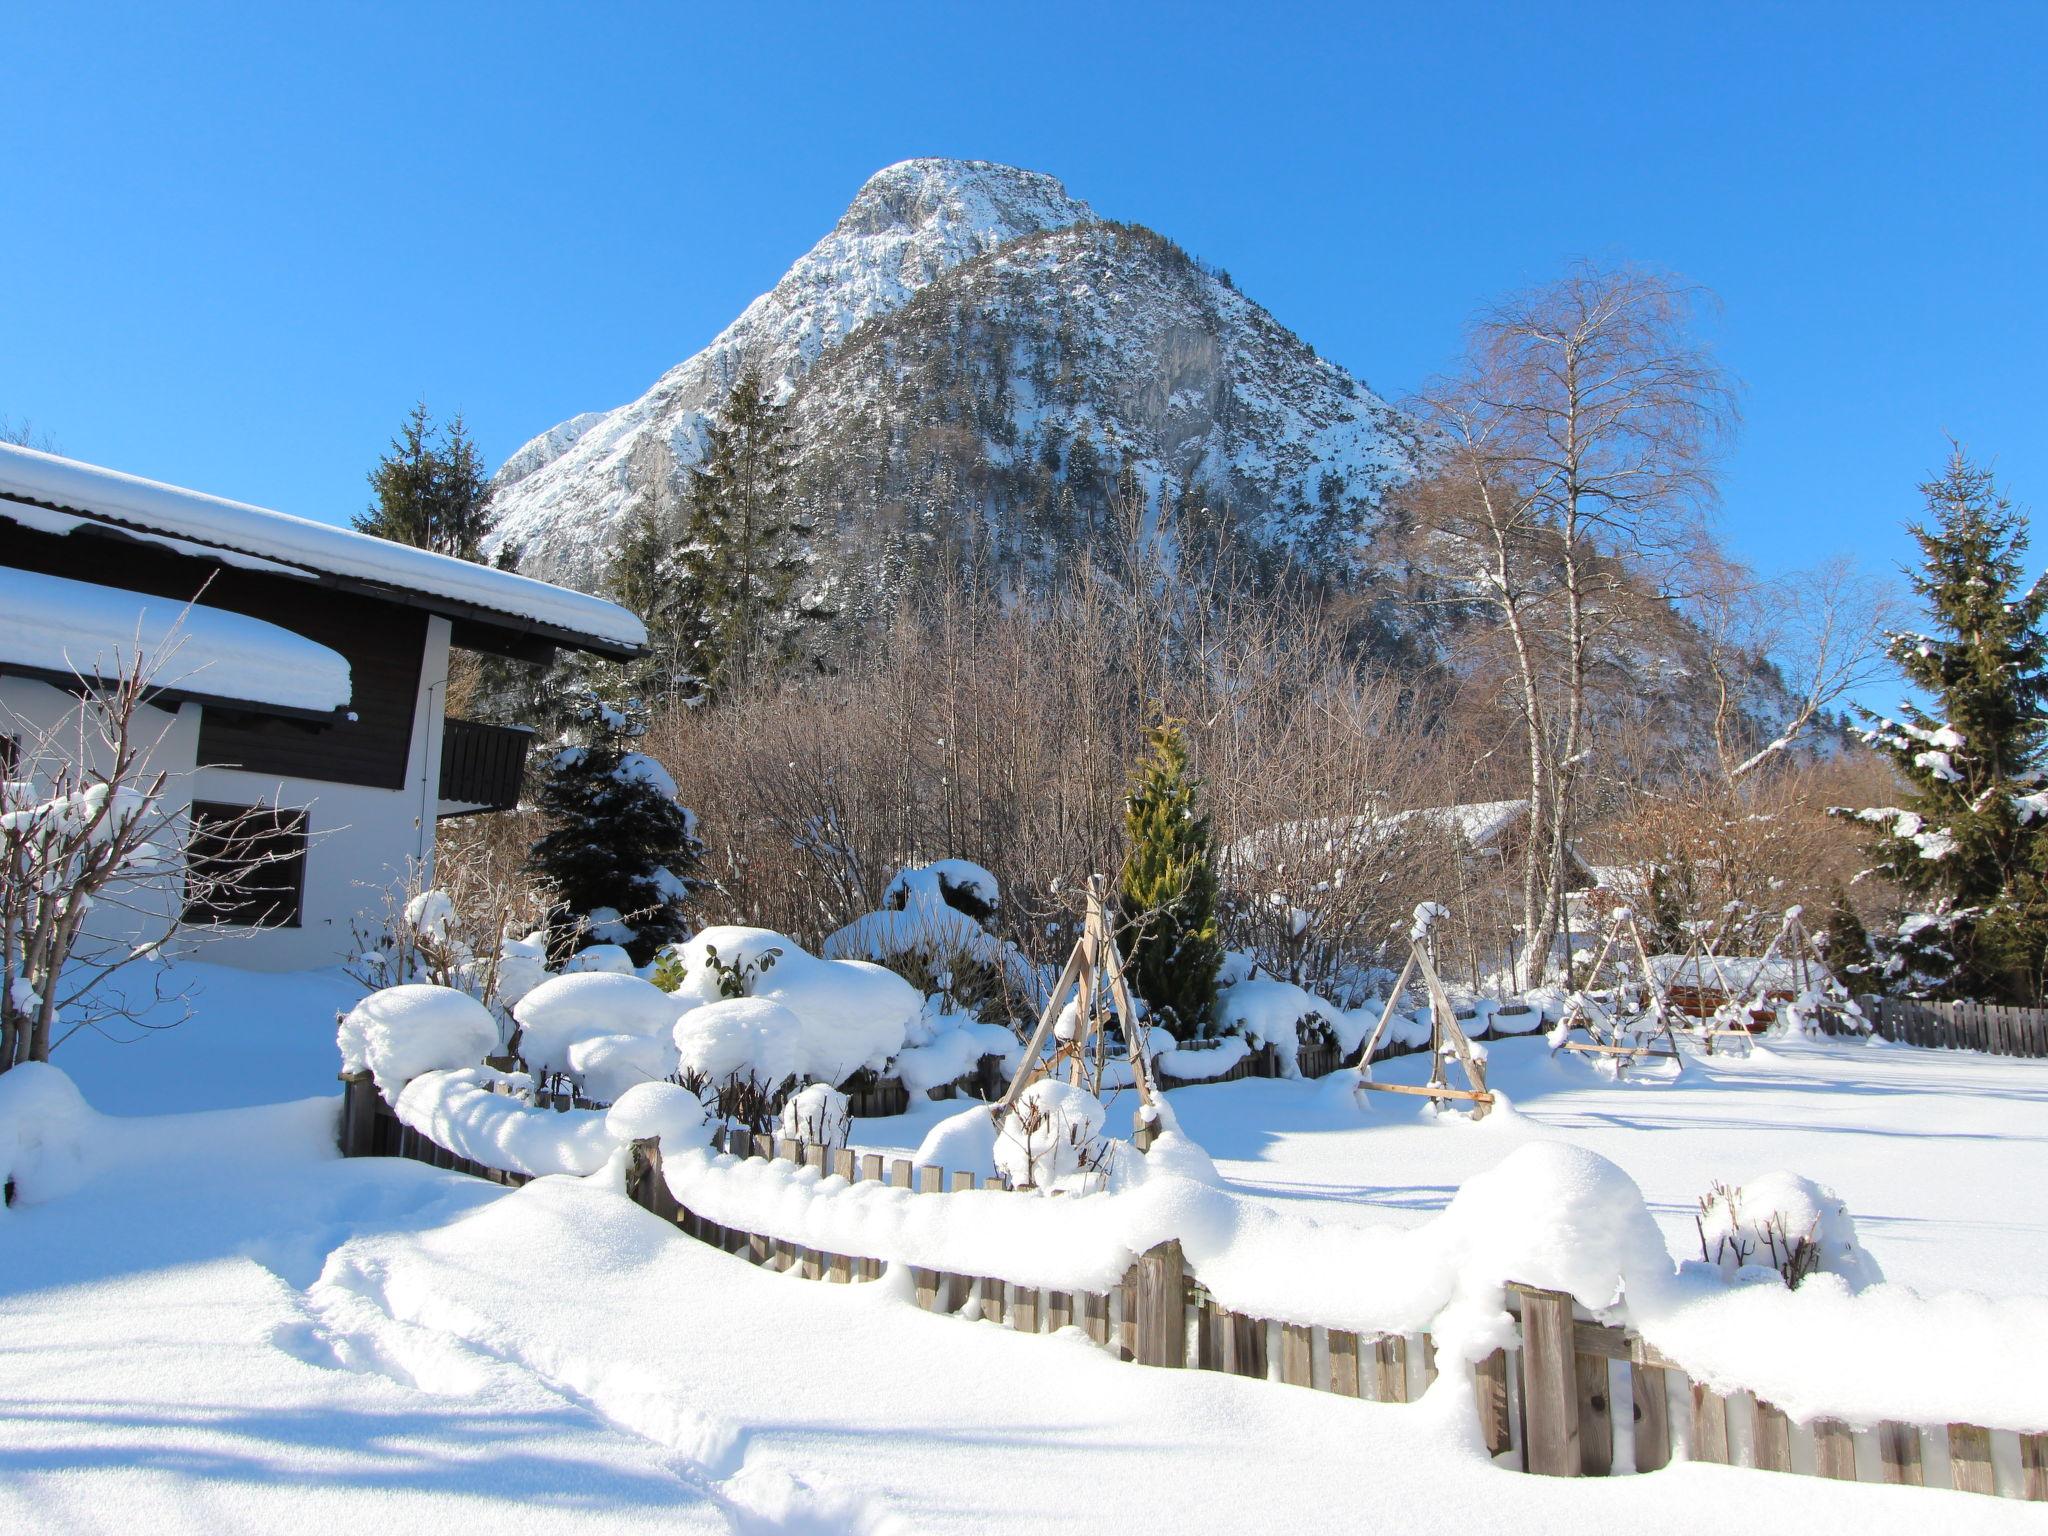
[[1407, 262, 1737, 983]]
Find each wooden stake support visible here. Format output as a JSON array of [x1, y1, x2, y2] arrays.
[[997, 875, 1161, 1140], [1549, 906, 1683, 1075], [1355, 905, 1493, 1118]]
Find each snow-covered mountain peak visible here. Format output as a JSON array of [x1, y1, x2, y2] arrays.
[[487, 160, 1097, 576], [831, 158, 1094, 244]]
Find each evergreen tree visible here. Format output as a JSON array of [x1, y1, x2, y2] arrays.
[[1849, 447, 2048, 1001], [526, 690, 703, 965], [676, 369, 808, 694], [355, 403, 496, 561], [1117, 718, 1224, 1036]]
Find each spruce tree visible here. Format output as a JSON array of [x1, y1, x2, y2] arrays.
[[355, 403, 496, 562], [526, 690, 703, 965], [1117, 718, 1224, 1037], [676, 369, 807, 694], [1850, 447, 2048, 1001]]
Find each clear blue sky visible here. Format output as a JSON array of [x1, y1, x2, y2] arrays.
[[4, 2, 2042, 617]]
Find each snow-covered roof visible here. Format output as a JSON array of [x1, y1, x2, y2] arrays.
[[0, 444, 646, 655], [1228, 799, 1531, 869], [0, 566, 352, 715]]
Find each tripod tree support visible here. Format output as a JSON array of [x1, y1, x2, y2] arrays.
[[1354, 903, 1493, 1119], [997, 876, 1162, 1143]]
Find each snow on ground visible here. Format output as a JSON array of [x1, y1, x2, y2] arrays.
[[47, 955, 361, 1115], [855, 1035, 2048, 1299], [4, 1082, 2038, 1534]]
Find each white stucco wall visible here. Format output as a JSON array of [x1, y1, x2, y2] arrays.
[[1, 615, 454, 975]]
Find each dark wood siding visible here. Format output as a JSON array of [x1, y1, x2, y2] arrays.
[[2, 518, 426, 789]]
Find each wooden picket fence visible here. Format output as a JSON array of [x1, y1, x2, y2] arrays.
[[335, 1077, 2046, 1503], [1858, 996, 2048, 1060]]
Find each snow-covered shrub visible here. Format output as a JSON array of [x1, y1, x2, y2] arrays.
[[913, 1103, 1001, 1176], [667, 926, 918, 1084], [779, 1082, 852, 1149], [510, 970, 681, 1087], [892, 1001, 1024, 1096], [824, 859, 1033, 1021], [995, 1079, 1109, 1193], [493, 930, 552, 1010], [564, 1032, 676, 1103], [1696, 1173, 1883, 1291], [672, 994, 810, 1128], [338, 984, 500, 1101], [1214, 976, 1346, 1078]]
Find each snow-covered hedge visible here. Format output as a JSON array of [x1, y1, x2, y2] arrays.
[[338, 985, 499, 1101], [511, 971, 679, 1081], [392, 1067, 617, 1177]]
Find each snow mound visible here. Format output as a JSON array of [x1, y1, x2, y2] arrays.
[[392, 1066, 616, 1177], [893, 1017, 1020, 1094], [0, 1060, 98, 1205], [338, 984, 499, 1100], [563, 943, 636, 975], [885, 858, 1000, 916], [511, 971, 679, 1078], [604, 1080, 715, 1152], [912, 1104, 1001, 1177]]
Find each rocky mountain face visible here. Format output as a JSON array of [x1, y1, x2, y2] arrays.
[[486, 159, 1414, 593]]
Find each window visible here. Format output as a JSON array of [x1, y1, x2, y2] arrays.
[[184, 801, 309, 928]]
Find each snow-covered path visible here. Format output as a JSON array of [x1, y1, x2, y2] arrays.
[[3, 1090, 2041, 1533]]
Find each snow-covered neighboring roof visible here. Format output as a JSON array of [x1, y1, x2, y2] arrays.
[[1228, 799, 1532, 869], [0, 444, 646, 655], [0, 566, 352, 714]]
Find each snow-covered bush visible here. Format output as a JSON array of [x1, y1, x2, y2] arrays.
[[1213, 976, 1346, 1078], [824, 858, 1033, 1021], [510, 970, 680, 1088], [995, 1079, 1109, 1193], [564, 1032, 676, 1102], [1696, 1173, 1883, 1291], [667, 926, 918, 1084], [778, 1082, 852, 1149], [672, 995, 810, 1129], [338, 984, 500, 1101]]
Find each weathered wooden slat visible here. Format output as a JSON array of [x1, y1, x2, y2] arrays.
[[1947, 1423, 1994, 1495], [1231, 1309, 1267, 1380], [1518, 1289, 1579, 1476], [1047, 1291, 1072, 1334], [1878, 1420, 1922, 1485], [1632, 1364, 1671, 1473], [1754, 1400, 1791, 1473], [1012, 1285, 1038, 1334], [1280, 1323, 1313, 1387], [1813, 1418, 1856, 1480], [1576, 1351, 1613, 1475], [1329, 1330, 1362, 1399], [1081, 1291, 1108, 1348], [2021, 1431, 2048, 1499], [1689, 1382, 1729, 1465], [1376, 1335, 1409, 1409], [1474, 1350, 1511, 1455]]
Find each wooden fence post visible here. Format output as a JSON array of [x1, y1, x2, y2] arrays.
[[1516, 1287, 1579, 1476], [1474, 1350, 1512, 1456], [1948, 1423, 1994, 1495], [1132, 1240, 1187, 1367], [338, 1071, 378, 1157], [1812, 1418, 1855, 1480], [1631, 1358, 1671, 1473]]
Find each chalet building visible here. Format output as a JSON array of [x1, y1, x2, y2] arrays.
[[0, 443, 644, 970]]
